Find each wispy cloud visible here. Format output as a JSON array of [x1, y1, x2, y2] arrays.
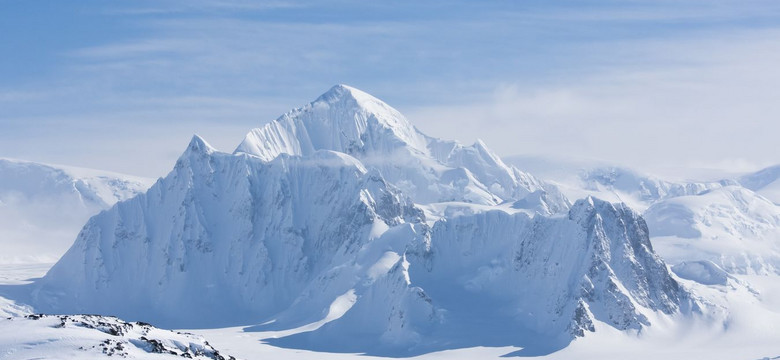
[[407, 27, 780, 174], [105, 0, 306, 15], [2, 0, 779, 177]]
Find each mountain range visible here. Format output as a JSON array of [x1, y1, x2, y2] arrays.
[[0, 85, 778, 358]]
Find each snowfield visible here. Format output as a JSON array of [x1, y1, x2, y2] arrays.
[[0, 314, 239, 360], [0, 85, 778, 359]]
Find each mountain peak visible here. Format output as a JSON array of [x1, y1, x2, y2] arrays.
[[235, 85, 426, 161], [186, 134, 216, 155], [314, 84, 371, 104]]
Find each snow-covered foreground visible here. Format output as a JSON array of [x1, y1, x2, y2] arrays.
[[0, 315, 239, 360], [1, 261, 778, 359], [190, 273, 780, 360]]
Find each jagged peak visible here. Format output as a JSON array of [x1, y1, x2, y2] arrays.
[[306, 84, 417, 137], [235, 85, 426, 160], [314, 84, 376, 105], [186, 134, 216, 155], [177, 135, 217, 166], [569, 196, 630, 225]]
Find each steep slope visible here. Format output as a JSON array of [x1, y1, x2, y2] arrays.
[[236, 85, 568, 212], [415, 197, 691, 337], [0, 158, 153, 263], [33, 136, 434, 332]]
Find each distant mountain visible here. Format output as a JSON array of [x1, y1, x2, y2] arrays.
[[739, 164, 780, 204], [0, 159, 153, 263], [504, 155, 780, 276], [31, 85, 694, 354], [646, 186, 780, 274]]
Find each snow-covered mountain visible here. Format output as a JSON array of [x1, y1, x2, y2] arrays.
[[647, 186, 780, 275], [504, 156, 780, 277], [739, 164, 780, 205], [29, 85, 695, 354], [34, 135, 430, 328], [579, 166, 732, 210], [0, 159, 153, 263]]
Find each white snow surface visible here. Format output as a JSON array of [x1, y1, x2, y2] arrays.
[[0, 314, 239, 360], [0, 158, 153, 264], [647, 186, 780, 274], [740, 164, 780, 204]]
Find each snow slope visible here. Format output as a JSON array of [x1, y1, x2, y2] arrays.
[[33, 135, 433, 333], [646, 186, 780, 274], [0, 159, 153, 264], [740, 164, 780, 204]]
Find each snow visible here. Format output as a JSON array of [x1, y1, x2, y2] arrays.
[[0, 85, 778, 359], [0, 158, 154, 264], [672, 260, 731, 285], [235, 84, 568, 211], [740, 164, 780, 204], [646, 186, 780, 274], [505, 156, 780, 275], [0, 314, 239, 359]]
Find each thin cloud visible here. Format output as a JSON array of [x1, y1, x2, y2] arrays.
[[406, 27, 780, 175], [2, 0, 779, 178]]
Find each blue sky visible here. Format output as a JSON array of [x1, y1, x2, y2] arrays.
[[2, 0, 780, 177]]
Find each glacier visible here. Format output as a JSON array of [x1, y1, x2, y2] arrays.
[[28, 85, 700, 355]]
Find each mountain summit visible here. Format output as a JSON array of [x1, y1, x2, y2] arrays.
[[235, 84, 427, 162], [236, 84, 568, 209]]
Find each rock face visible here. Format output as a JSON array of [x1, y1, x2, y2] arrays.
[[412, 197, 691, 340], [34, 85, 693, 353], [0, 314, 238, 359]]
